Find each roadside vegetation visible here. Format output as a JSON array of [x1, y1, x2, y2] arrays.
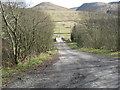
[[71, 13, 118, 51], [1, 2, 54, 68], [1, 1, 57, 85], [70, 12, 119, 55], [66, 42, 120, 58], [2, 47, 57, 86]]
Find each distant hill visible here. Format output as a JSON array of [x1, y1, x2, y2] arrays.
[[33, 2, 70, 11], [109, 1, 120, 4], [70, 7, 78, 10], [76, 2, 107, 11], [76, 2, 119, 15]]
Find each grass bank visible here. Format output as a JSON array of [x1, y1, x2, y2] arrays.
[[66, 42, 120, 58], [1, 47, 58, 86]]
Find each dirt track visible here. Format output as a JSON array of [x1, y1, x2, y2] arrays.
[[6, 38, 119, 88]]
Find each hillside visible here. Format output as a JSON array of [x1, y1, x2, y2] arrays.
[[109, 1, 120, 4], [77, 2, 107, 11], [33, 2, 70, 11], [70, 7, 78, 10], [76, 2, 119, 14], [33, 2, 80, 39]]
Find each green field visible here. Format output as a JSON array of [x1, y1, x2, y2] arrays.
[[47, 11, 79, 21], [53, 21, 75, 39], [44, 10, 80, 40]]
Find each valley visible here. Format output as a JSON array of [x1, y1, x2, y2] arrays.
[[33, 1, 119, 40], [2, 1, 119, 88]]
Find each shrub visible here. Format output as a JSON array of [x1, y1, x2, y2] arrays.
[[71, 13, 119, 51]]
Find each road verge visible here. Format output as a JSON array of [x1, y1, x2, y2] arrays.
[[66, 42, 120, 58], [2, 47, 58, 87]]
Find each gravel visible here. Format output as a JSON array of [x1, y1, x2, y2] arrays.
[[5, 38, 119, 88]]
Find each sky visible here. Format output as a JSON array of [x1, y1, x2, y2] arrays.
[[2, 0, 119, 8]]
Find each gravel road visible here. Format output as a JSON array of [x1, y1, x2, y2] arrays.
[[6, 38, 119, 88]]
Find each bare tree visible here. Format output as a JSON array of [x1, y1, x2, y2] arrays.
[[71, 12, 118, 51], [1, 1, 54, 67]]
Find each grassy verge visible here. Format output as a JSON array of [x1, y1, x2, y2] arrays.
[[1, 47, 58, 86], [66, 42, 120, 58]]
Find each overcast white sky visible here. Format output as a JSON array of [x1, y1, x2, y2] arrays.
[[2, 0, 119, 8]]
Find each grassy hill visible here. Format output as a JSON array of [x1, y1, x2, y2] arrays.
[[33, 2, 80, 39], [33, 1, 119, 40], [50, 11, 78, 39], [77, 2, 107, 11], [76, 2, 119, 15], [33, 2, 70, 11]]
